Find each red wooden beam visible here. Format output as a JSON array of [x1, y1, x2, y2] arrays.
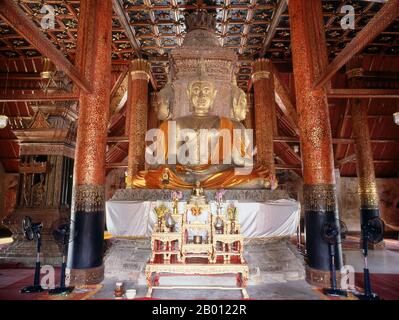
[[0, 0, 92, 93], [327, 88, 399, 99], [0, 73, 42, 81], [313, 0, 399, 90], [0, 91, 79, 102]]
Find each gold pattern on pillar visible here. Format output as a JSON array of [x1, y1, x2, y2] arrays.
[[67, 0, 112, 285], [346, 57, 380, 211], [126, 59, 151, 188], [288, 0, 342, 286], [252, 58, 276, 176]]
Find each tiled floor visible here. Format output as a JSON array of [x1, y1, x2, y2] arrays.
[[1, 237, 399, 300]]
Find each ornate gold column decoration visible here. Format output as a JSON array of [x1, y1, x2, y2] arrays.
[[289, 0, 342, 286], [252, 58, 276, 176], [346, 56, 381, 229], [125, 59, 150, 188], [67, 0, 112, 285]]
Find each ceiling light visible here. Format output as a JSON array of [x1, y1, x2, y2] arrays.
[[0, 115, 8, 129], [394, 112, 399, 125]]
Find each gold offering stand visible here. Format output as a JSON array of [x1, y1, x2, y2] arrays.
[[145, 190, 249, 299], [212, 206, 245, 264], [150, 203, 184, 264]]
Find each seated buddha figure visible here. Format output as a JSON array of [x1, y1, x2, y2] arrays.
[[132, 71, 270, 189]]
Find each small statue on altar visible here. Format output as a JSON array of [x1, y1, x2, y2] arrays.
[[189, 181, 207, 205], [171, 190, 183, 215]]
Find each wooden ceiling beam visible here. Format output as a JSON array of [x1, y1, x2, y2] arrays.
[[0, 91, 78, 102], [313, 0, 399, 90], [273, 69, 299, 135], [0, 73, 41, 81], [112, 0, 142, 56], [337, 153, 357, 167], [327, 88, 399, 99], [274, 136, 398, 144], [112, 0, 158, 89], [260, 0, 287, 57], [0, 0, 92, 93]]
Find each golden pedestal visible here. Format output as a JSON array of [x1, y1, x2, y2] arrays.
[[146, 201, 249, 298]]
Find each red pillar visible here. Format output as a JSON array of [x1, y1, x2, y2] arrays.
[[289, 0, 343, 286], [252, 58, 276, 176], [125, 59, 150, 188], [67, 0, 112, 285], [346, 56, 382, 243]]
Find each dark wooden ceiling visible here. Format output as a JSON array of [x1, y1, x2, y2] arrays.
[[0, 0, 398, 178]]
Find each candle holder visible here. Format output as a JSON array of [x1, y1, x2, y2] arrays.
[[114, 282, 125, 298]]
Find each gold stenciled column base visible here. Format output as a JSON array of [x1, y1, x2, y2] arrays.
[[67, 265, 105, 286], [305, 265, 342, 288]]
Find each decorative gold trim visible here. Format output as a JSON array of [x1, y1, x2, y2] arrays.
[[305, 265, 342, 288], [303, 184, 337, 212], [72, 184, 105, 213], [359, 192, 379, 209], [130, 58, 151, 82], [346, 67, 364, 79], [358, 177, 379, 209], [145, 263, 249, 287], [130, 70, 150, 82], [66, 264, 104, 285], [251, 71, 271, 82]]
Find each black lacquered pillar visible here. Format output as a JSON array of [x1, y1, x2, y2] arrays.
[[66, 0, 112, 285], [289, 0, 343, 286], [346, 56, 382, 244]]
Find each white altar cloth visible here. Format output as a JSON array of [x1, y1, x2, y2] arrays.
[[106, 199, 300, 238]]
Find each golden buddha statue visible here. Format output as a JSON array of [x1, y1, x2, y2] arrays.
[[131, 70, 270, 189], [189, 181, 207, 205]]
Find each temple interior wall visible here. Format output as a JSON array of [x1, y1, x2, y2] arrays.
[[339, 177, 399, 232], [0, 162, 4, 220], [0, 164, 18, 222]]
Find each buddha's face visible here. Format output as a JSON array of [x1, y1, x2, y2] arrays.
[[187, 81, 217, 116], [157, 95, 170, 120], [233, 90, 248, 121]]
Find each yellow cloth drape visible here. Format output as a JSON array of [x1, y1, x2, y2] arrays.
[[132, 165, 269, 189]]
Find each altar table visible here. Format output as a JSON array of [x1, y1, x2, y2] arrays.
[[105, 199, 300, 238]]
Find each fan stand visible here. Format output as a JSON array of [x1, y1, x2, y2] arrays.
[[354, 227, 380, 301], [21, 232, 45, 294], [322, 243, 348, 298], [48, 239, 74, 295]]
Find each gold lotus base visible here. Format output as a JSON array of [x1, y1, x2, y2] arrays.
[[145, 262, 250, 299]]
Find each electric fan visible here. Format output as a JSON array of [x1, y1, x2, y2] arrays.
[[48, 217, 77, 295], [320, 219, 348, 297], [20, 216, 45, 293], [355, 217, 384, 300]]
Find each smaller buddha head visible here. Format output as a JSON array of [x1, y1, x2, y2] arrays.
[[231, 77, 248, 121], [157, 82, 173, 121]]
